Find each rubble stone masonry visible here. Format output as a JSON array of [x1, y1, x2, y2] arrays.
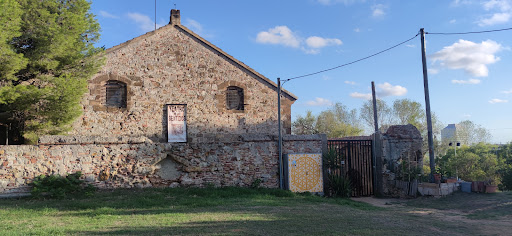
[[0, 134, 325, 194], [71, 23, 295, 142]]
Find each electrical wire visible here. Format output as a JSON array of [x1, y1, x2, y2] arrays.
[[284, 31, 420, 81], [426, 27, 512, 35]]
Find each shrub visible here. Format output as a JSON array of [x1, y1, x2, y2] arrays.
[[30, 172, 95, 199], [323, 148, 352, 198]]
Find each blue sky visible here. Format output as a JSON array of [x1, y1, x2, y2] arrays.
[[90, 0, 512, 143]]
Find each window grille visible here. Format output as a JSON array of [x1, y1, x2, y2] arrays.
[[226, 86, 244, 110], [105, 80, 127, 108]]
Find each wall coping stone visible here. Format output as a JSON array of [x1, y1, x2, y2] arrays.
[[36, 134, 324, 145]]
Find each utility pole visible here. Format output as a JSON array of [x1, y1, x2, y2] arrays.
[[371, 81, 383, 196], [420, 28, 436, 183], [277, 78, 284, 189]]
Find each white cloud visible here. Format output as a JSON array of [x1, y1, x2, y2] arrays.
[[371, 4, 387, 17], [345, 81, 357, 85], [354, 28, 361, 32], [489, 98, 509, 103], [305, 36, 342, 48], [478, 12, 511, 26], [450, 19, 457, 24], [483, 0, 511, 11], [350, 82, 407, 100], [99, 10, 119, 19], [406, 44, 416, 48], [256, 26, 342, 54], [350, 92, 372, 100], [462, 113, 472, 118], [501, 89, 512, 94], [127, 12, 164, 32], [430, 39, 502, 77], [378, 82, 407, 96], [306, 97, 334, 106], [451, 79, 482, 84], [256, 26, 301, 48], [478, 0, 512, 26]]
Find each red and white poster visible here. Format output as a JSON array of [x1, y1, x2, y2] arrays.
[[167, 104, 187, 142]]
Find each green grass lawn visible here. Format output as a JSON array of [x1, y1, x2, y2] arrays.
[[0, 188, 511, 235]]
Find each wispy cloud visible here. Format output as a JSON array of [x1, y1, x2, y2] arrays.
[[430, 39, 502, 77], [450, 19, 457, 24], [501, 88, 512, 94], [99, 10, 119, 19], [345, 81, 357, 85], [406, 44, 416, 48], [306, 97, 334, 106], [184, 19, 213, 38], [256, 26, 342, 54], [371, 4, 388, 17], [489, 98, 509, 104], [477, 0, 512, 26], [451, 79, 481, 84], [478, 12, 511, 26], [350, 82, 407, 100], [127, 12, 164, 32], [354, 28, 361, 33], [349, 92, 372, 100]]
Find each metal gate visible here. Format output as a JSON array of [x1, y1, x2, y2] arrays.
[[327, 139, 374, 197]]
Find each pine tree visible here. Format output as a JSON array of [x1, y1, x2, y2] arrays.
[[0, 0, 102, 143]]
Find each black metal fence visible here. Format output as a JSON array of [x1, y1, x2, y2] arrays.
[[327, 139, 374, 197]]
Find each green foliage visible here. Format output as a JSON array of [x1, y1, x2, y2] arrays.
[[323, 148, 352, 197], [250, 178, 262, 189], [437, 143, 502, 184], [0, 0, 103, 143], [292, 103, 363, 138], [30, 172, 95, 199]]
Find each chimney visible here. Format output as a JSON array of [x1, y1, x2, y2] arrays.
[[170, 9, 180, 25]]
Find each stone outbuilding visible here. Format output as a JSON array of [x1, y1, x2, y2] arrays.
[[71, 9, 297, 142]]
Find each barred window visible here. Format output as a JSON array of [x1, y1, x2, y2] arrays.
[[226, 86, 244, 110], [105, 80, 127, 108]]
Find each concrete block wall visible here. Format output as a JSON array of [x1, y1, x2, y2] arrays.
[[0, 134, 325, 194]]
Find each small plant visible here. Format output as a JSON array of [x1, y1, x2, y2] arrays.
[[250, 178, 262, 189], [30, 171, 95, 199], [326, 174, 352, 198], [323, 148, 352, 198]]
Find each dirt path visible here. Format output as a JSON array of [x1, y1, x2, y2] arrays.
[[352, 196, 512, 235]]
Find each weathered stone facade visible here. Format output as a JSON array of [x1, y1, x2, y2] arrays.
[[0, 135, 324, 194], [71, 10, 296, 142], [379, 124, 423, 196]]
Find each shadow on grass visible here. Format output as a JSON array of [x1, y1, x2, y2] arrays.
[[0, 187, 380, 216], [406, 191, 512, 219]]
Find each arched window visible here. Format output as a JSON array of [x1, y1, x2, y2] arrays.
[[105, 80, 127, 108], [226, 86, 244, 110]]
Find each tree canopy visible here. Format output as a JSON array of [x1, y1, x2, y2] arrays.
[[0, 0, 102, 143]]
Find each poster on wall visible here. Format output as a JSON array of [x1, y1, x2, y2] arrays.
[[167, 104, 187, 143]]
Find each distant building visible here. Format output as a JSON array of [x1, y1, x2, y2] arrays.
[[441, 124, 458, 142]]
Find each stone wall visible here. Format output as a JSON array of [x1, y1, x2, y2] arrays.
[[379, 125, 423, 197], [0, 134, 325, 194], [71, 22, 295, 142]]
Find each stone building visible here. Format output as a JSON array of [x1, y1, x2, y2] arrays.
[[71, 10, 296, 142], [0, 10, 327, 195]]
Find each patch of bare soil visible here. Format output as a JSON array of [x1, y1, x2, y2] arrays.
[[353, 196, 512, 235]]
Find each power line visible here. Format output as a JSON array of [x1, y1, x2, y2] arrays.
[[426, 27, 512, 35], [284, 31, 420, 82]]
